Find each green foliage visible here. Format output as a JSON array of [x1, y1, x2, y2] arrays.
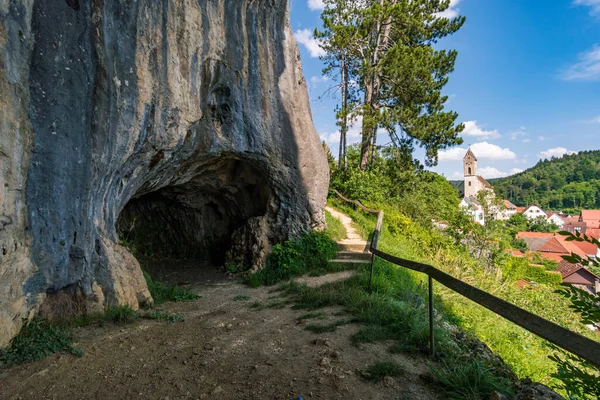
[[143, 271, 200, 305], [225, 261, 246, 274], [549, 350, 600, 399], [143, 308, 185, 324], [529, 217, 559, 233], [325, 210, 348, 241], [431, 360, 515, 400], [247, 231, 338, 287], [363, 360, 405, 382], [104, 305, 139, 324], [494, 150, 600, 211], [0, 317, 82, 367], [318, 0, 465, 168]]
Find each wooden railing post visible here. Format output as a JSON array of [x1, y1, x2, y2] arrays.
[[429, 276, 435, 359]]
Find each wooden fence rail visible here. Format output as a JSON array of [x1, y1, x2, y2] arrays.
[[330, 189, 600, 368]]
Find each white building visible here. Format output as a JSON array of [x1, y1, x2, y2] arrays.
[[460, 149, 493, 198], [547, 212, 566, 228], [460, 197, 486, 225], [522, 205, 547, 221]]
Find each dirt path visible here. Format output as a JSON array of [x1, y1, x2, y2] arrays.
[[0, 267, 443, 400]]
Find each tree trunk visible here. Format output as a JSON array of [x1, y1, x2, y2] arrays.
[[338, 55, 348, 170]]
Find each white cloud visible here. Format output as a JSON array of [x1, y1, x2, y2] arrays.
[[574, 0, 600, 15], [538, 135, 546, 141], [471, 142, 517, 160], [436, 0, 462, 19], [522, 138, 531, 143], [308, 0, 326, 10], [461, 120, 501, 140], [586, 115, 600, 123], [450, 171, 464, 179], [319, 115, 364, 148], [538, 147, 577, 160], [438, 142, 516, 162], [294, 29, 325, 58], [310, 75, 330, 85], [560, 44, 600, 81], [509, 128, 527, 140], [510, 168, 524, 175]]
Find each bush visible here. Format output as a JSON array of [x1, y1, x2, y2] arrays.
[[143, 271, 200, 305], [0, 317, 82, 367], [247, 230, 338, 286]]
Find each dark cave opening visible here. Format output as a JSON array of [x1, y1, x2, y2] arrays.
[[117, 157, 271, 268]]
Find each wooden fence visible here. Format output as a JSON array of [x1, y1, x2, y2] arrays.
[[330, 189, 600, 367]]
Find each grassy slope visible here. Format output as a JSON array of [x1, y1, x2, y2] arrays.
[[328, 198, 597, 392]]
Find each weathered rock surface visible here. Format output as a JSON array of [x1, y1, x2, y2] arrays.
[[0, 0, 328, 345]]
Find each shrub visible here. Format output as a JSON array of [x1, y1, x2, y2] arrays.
[[104, 305, 139, 324], [0, 317, 82, 367], [247, 230, 338, 286]]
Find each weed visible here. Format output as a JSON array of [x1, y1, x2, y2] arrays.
[[225, 261, 246, 274], [142, 308, 185, 324], [304, 319, 354, 333], [296, 312, 326, 321], [431, 360, 515, 400], [363, 360, 405, 382], [0, 317, 82, 367], [143, 271, 200, 305], [233, 295, 251, 302], [104, 305, 139, 324]]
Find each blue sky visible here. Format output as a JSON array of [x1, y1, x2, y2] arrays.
[[290, 0, 600, 180]]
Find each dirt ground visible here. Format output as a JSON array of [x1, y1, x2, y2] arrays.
[[0, 263, 444, 400]]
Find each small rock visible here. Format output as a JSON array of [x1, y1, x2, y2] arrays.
[[330, 350, 341, 359], [312, 338, 330, 347], [383, 376, 394, 387], [203, 343, 213, 351], [489, 391, 509, 400], [319, 357, 330, 367]]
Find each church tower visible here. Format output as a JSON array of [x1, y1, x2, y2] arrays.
[[463, 148, 478, 198]]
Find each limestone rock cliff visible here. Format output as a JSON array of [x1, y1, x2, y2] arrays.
[[0, 0, 329, 346]]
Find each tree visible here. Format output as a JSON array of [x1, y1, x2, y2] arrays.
[[316, 0, 363, 170], [351, 0, 466, 169]]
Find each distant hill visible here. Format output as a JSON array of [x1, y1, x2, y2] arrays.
[[492, 150, 600, 212]]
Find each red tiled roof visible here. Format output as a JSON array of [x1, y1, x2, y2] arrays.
[[557, 260, 600, 281], [554, 235, 589, 258], [503, 200, 517, 209], [516, 207, 526, 213], [572, 240, 599, 256], [477, 176, 492, 188], [515, 280, 532, 289], [538, 237, 569, 254], [557, 260, 582, 278], [581, 210, 600, 221], [516, 232, 554, 239]]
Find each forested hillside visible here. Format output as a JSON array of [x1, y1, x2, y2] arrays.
[[493, 150, 600, 212]]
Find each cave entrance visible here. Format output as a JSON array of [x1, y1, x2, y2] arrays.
[[116, 156, 271, 282]]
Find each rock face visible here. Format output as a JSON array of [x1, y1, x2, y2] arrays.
[[0, 0, 329, 346]]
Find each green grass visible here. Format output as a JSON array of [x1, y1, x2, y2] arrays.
[[233, 295, 251, 302], [431, 360, 516, 400], [363, 360, 405, 382], [247, 231, 338, 287], [0, 317, 82, 367], [297, 311, 326, 321], [143, 308, 185, 324], [325, 209, 347, 241], [304, 319, 354, 333], [143, 271, 200, 305]]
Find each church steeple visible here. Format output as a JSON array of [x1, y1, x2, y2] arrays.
[[464, 148, 477, 177]]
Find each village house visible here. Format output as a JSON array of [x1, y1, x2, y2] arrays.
[[563, 210, 600, 240], [522, 204, 547, 221], [459, 196, 486, 225], [557, 260, 600, 296], [546, 212, 566, 229]]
